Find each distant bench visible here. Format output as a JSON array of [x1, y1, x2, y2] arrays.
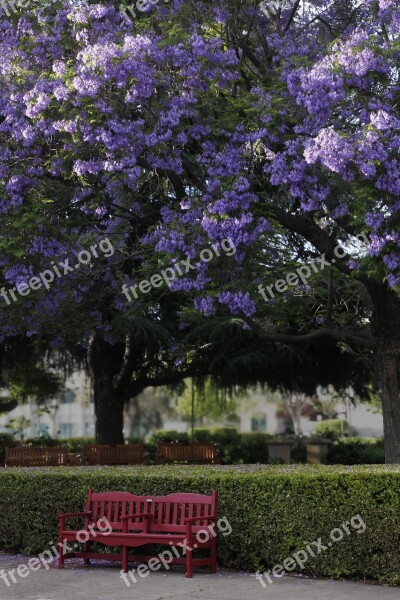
[[82, 444, 144, 465], [5, 447, 70, 467], [157, 442, 220, 465]]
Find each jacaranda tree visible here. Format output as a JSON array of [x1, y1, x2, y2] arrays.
[[0, 0, 399, 458]]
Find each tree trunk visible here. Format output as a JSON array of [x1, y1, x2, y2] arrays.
[[93, 371, 125, 444], [370, 284, 400, 463], [87, 334, 128, 445]]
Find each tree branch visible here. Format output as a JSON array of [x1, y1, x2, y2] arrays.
[[267, 204, 371, 283], [284, 0, 301, 33], [240, 314, 376, 349]]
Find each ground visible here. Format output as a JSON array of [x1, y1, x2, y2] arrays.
[[0, 555, 398, 600]]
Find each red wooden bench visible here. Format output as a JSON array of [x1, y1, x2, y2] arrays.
[[82, 444, 144, 465], [157, 442, 220, 464], [58, 488, 218, 578], [5, 446, 70, 467]]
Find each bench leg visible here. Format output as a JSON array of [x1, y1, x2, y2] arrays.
[[83, 541, 91, 565], [185, 546, 193, 578], [122, 545, 128, 573], [57, 537, 64, 569], [210, 538, 217, 574]]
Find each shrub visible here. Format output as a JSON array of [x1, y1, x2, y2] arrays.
[[313, 419, 358, 440], [23, 437, 95, 453], [61, 437, 95, 453], [192, 427, 241, 463], [24, 436, 60, 448], [239, 433, 270, 464], [290, 437, 307, 463], [327, 438, 384, 464], [1, 465, 400, 585], [148, 430, 189, 444]]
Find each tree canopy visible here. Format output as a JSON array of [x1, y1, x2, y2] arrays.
[[0, 0, 399, 457]]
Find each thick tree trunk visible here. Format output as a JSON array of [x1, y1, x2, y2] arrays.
[[87, 334, 129, 445], [370, 285, 400, 463], [93, 371, 125, 444]]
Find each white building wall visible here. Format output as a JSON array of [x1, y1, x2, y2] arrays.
[[0, 370, 94, 439]]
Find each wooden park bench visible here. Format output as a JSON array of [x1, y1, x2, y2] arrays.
[[82, 443, 144, 465], [58, 488, 218, 578], [5, 446, 70, 467], [157, 442, 220, 465]]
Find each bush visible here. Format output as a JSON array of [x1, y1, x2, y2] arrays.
[[148, 430, 189, 444], [1, 465, 400, 584], [239, 433, 270, 464], [24, 436, 60, 447], [290, 437, 307, 463], [327, 438, 384, 464], [313, 419, 358, 440], [61, 437, 95, 453], [192, 427, 241, 463], [23, 437, 95, 453]]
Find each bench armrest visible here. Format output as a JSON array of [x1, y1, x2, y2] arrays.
[[185, 515, 217, 524], [59, 511, 92, 519], [121, 512, 152, 521]]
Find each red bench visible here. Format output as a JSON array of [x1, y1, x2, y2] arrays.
[[58, 488, 218, 578], [82, 444, 144, 465]]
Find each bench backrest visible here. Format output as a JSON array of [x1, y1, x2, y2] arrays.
[[157, 442, 219, 464], [86, 489, 217, 534], [83, 444, 144, 465], [190, 443, 219, 463], [5, 447, 69, 467], [157, 443, 192, 463]]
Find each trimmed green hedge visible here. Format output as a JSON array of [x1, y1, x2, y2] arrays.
[[0, 465, 400, 584]]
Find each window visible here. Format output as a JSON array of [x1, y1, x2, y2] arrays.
[[59, 423, 74, 437], [62, 389, 75, 404], [251, 413, 267, 433], [37, 424, 50, 435]]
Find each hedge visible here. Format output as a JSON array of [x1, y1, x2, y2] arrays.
[[1, 465, 400, 584]]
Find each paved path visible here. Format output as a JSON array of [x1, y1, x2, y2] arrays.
[[0, 555, 398, 600]]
